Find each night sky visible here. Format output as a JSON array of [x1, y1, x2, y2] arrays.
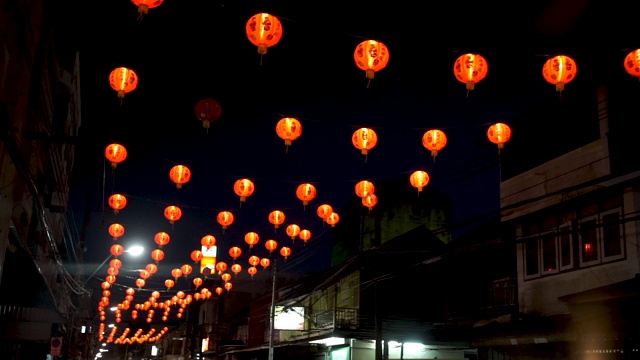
[[66, 0, 640, 295]]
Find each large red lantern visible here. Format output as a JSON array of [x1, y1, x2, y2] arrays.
[[244, 232, 259, 249], [105, 143, 128, 170], [110, 244, 124, 257], [109, 67, 138, 100], [422, 129, 447, 161], [352, 128, 378, 158], [624, 49, 640, 79], [453, 53, 488, 92], [354, 40, 389, 87], [169, 165, 191, 189], [542, 55, 577, 92], [246, 13, 283, 59], [265, 239, 278, 253], [194, 98, 222, 130], [296, 183, 317, 206], [233, 179, 255, 204], [154, 232, 171, 247], [275, 117, 302, 150], [286, 224, 300, 240], [487, 123, 512, 150]]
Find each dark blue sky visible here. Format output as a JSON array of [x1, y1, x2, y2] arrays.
[[68, 0, 640, 293]]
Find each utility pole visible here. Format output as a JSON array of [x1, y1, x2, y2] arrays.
[[268, 259, 278, 360]]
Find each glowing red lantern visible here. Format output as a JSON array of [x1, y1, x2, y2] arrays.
[[231, 264, 242, 275], [221, 273, 232, 282], [215, 262, 227, 274], [275, 117, 302, 149], [169, 165, 191, 189], [105, 143, 127, 169], [543, 55, 577, 92], [151, 249, 165, 262], [217, 211, 234, 230], [286, 224, 300, 239], [248, 266, 258, 277], [131, 0, 163, 17], [624, 49, 640, 79], [487, 123, 512, 150], [296, 183, 316, 206], [164, 279, 174, 290], [355, 180, 375, 198], [233, 179, 255, 204], [108, 223, 125, 240], [190, 250, 203, 263], [229, 246, 242, 261], [248, 255, 260, 266], [453, 53, 488, 91], [244, 232, 260, 249], [201, 235, 216, 248], [110, 244, 124, 257], [268, 210, 285, 229], [154, 232, 171, 247], [409, 171, 430, 193], [354, 40, 389, 87], [265, 239, 278, 252], [109, 67, 138, 100], [280, 246, 292, 260], [145, 263, 157, 274], [326, 213, 340, 227], [422, 129, 447, 161], [171, 268, 183, 281], [352, 128, 378, 156], [299, 229, 311, 243], [260, 258, 271, 269], [110, 259, 122, 269], [108, 194, 127, 214], [181, 264, 193, 277], [193, 277, 203, 289], [215, 287, 224, 295], [246, 13, 283, 59], [194, 98, 222, 129], [135, 278, 145, 289], [164, 206, 182, 225], [362, 194, 378, 210]]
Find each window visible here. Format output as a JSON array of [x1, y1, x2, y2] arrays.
[[523, 222, 572, 280], [578, 208, 625, 267]]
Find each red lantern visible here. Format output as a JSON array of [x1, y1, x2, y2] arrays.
[[248, 255, 260, 266], [151, 249, 165, 262], [409, 171, 430, 192], [181, 264, 193, 277], [286, 224, 300, 239], [164, 206, 182, 225], [326, 213, 340, 227], [624, 49, 640, 79], [354, 40, 389, 87], [248, 266, 258, 277], [224, 282, 233, 291], [265, 239, 278, 253], [171, 268, 183, 280], [543, 55, 577, 92], [453, 53, 488, 91], [194, 98, 222, 129], [164, 279, 175, 290], [422, 129, 447, 160], [131, 0, 163, 16], [145, 263, 157, 274], [109, 67, 138, 100], [228, 246, 242, 261], [244, 232, 260, 249], [268, 210, 285, 229], [231, 264, 242, 275], [487, 123, 512, 150], [108, 194, 127, 214], [154, 232, 171, 247], [296, 183, 317, 206], [246, 13, 283, 58], [136, 278, 146, 289], [169, 165, 191, 189], [108, 223, 125, 240], [275, 117, 302, 148], [215, 287, 224, 296], [355, 180, 375, 198], [217, 211, 234, 230], [110, 244, 124, 257], [221, 273, 232, 283], [362, 194, 378, 210], [139, 270, 150, 280], [110, 259, 122, 269], [280, 246, 292, 260], [105, 143, 127, 169], [260, 258, 271, 269], [352, 128, 378, 156], [233, 179, 255, 204], [190, 250, 203, 263], [201, 235, 216, 248], [216, 261, 228, 274], [193, 277, 203, 289], [299, 229, 311, 243]]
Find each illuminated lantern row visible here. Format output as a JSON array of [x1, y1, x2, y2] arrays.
[[453, 53, 488, 92], [422, 129, 447, 161], [354, 40, 389, 87], [194, 98, 222, 129], [246, 12, 283, 62], [105, 143, 127, 170]]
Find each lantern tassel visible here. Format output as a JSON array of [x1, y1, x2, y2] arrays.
[[260, 54, 264, 66], [285, 145, 289, 154], [466, 89, 470, 98], [366, 79, 371, 89]]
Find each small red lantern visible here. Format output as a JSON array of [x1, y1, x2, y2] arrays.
[[109, 67, 138, 100], [422, 129, 447, 161], [624, 49, 640, 79], [193, 277, 203, 289], [280, 246, 292, 260], [352, 128, 378, 157], [453, 53, 488, 92], [265, 239, 278, 253], [231, 264, 242, 275], [105, 143, 128, 170], [145, 263, 157, 274], [131, 0, 163, 17], [299, 229, 311, 243], [286, 224, 300, 240], [268, 210, 285, 229], [194, 98, 222, 129], [355, 180, 375, 198], [108, 223, 125, 240], [110, 259, 122, 269], [110, 244, 124, 257], [409, 171, 430, 193], [260, 258, 271, 269], [108, 194, 127, 214], [216, 261, 228, 274], [154, 232, 171, 247], [151, 249, 165, 262], [362, 194, 378, 210], [275, 117, 302, 149], [248, 266, 258, 277], [229, 246, 242, 261], [543, 55, 577, 92], [217, 211, 234, 230], [190, 250, 203, 263], [169, 165, 191, 189], [201, 235, 216, 248], [296, 183, 317, 206], [487, 123, 512, 150], [181, 264, 193, 277], [164, 279, 175, 290], [233, 179, 255, 204], [248, 255, 260, 266], [164, 205, 182, 225], [354, 40, 389, 87], [244, 232, 260, 249], [171, 268, 183, 281]]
